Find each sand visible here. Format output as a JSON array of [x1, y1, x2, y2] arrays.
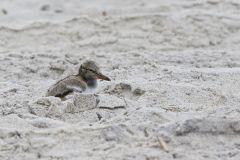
[[1, 0, 240, 159]]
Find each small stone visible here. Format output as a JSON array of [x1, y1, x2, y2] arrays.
[[96, 113, 102, 121], [41, 4, 50, 11], [102, 11, 107, 16], [31, 121, 48, 128], [112, 83, 132, 93], [231, 121, 240, 133], [2, 9, 7, 15], [49, 60, 67, 73], [133, 88, 145, 96], [144, 128, 149, 137], [172, 153, 184, 159], [4, 88, 17, 94], [35, 98, 52, 106], [112, 64, 119, 70], [39, 71, 49, 77], [55, 8, 63, 13]]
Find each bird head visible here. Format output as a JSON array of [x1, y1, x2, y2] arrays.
[[79, 60, 111, 81]]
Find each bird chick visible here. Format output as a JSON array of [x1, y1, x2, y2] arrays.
[[46, 60, 110, 98]]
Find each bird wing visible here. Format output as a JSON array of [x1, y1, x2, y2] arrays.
[[46, 75, 87, 97]]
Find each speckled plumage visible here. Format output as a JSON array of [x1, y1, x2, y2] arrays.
[[46, 60, 110, 98]]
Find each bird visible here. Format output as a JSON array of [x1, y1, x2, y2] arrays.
[[46, 60, 110, 98]]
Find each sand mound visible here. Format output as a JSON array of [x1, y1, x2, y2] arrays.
[[1, 0, 240, 159]]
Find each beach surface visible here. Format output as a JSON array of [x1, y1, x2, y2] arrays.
[[1, 0, 240, 159]]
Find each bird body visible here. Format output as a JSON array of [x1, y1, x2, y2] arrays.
[[46, 60, 110, 98], [46, 75, 87, 97]]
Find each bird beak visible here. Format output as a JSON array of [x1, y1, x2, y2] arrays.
[[97, 72, 111, 81]]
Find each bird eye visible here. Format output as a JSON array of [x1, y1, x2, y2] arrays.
[[82, 67, 97, 74]]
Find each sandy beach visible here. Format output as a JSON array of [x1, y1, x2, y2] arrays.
[[1, 0, 240, 159]]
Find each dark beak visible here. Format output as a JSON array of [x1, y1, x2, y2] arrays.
[[97, 72, 111, 81]]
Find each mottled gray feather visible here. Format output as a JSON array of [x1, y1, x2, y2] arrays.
[[46, 75, 87, 97]]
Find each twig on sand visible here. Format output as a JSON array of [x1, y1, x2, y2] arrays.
[[99, 105, 125, 110], [157, 136, 169, 152], [96, 112, 102, 121], [122, 97, 128, 108]]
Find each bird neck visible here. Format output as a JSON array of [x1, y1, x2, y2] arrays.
[[79, 74, 97, 88], [85, 78, 97, 88]]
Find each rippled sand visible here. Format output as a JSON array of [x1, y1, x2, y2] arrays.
[[1, 0, 240, 159]]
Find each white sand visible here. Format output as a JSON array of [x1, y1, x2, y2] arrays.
[[1, 0, 240, 159]]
